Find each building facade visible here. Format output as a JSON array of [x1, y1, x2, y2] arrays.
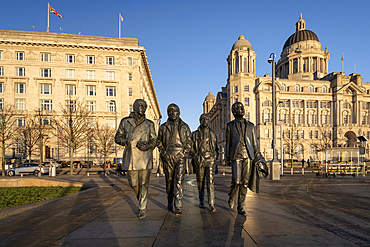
[[204, 15, 370, 163], [0, 30, 161, 164]]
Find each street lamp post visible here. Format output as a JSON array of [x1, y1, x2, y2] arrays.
[[268, 53, 280, 180], [111, 100, 118, 169]]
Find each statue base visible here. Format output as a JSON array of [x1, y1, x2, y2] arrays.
[[268, 160, 280, 180]]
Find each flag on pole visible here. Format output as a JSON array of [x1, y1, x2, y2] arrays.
[[120, 14, 124, 21], [341, 53, 344, 61], [50, 5, 63, 18]]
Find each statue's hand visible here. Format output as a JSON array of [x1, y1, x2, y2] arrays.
[[136, 141, 148, 151], [174, 151, 185, 163], [121, 138, 130, 146], [162, 152, 171, 163]]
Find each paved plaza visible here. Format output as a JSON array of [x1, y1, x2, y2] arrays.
[[0, 168, 369, 247]]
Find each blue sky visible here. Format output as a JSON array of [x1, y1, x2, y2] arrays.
[[1, 0, 370, 130]]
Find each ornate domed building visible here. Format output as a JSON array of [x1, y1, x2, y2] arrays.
[[204, 15, 370, 164]]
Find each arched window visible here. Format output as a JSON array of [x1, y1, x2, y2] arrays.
[[308, 85, 314, 92], [263, 101, 270, 107], [294, 85, 300, 92], [310, 145, 316, 154], [281, 84, 286, 91], [296, 145, 303, 155], [322, 86, 327, 93]]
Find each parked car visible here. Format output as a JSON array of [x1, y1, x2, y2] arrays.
[[43, 161, 61, 168], [6, 162, 50, 176]]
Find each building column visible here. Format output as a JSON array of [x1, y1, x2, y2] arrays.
[[317, 100, 321, 125]]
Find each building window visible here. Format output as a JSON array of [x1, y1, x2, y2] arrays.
[[41, 53, 51, 62], [17, 52, 24, 61], [301, 131, 304, 139], [66, 85, 76, 95], [0, 99, 3, 109], [106, 57, 115, 65], [128, 73, 132, 81], [322, 86, 327, 93], [294, 114, 300, 124], [66, 69, 75, 79], [86, 56, 95, 64], [16, 99, 26, 110], [106, 101, 116, 112], [42, 118, 52, 125], [66, 100, 77, 111], [322, 115, 328, 124], [244, 85, 249, 91], [0, 83, 3, 93], [128, 88, 132, 96], [264, 113, 270, 123], [106, 71, 115, 80], [233, 86, 238, 93], [343, 115, 348, 124], [294, 130, 299, 139], [263, 101, 270, 107], [310, 145, 316, 154], [265, 129, 269, 138], [233, 98, 238, 104], [246, 112, 250, 121], [87, 101, 96, 111], [66, 54, 75, 63], [296, 145, 303, 155], [314, 131, 318, 139], [0, 67, 3, 76], [127, 57, 132, 66], [106, 119, 116, 128], [16, 67, 25, 76], [308, 85, 314, 92], [86, 85, 96, 96], [244, 98, 249, 106], [41, 99, 53, 111], [362, 116, 366, 125], [309, 131, 313, 139], [286, 130, 290, 139], [294, 85, 300, 92], [264, 85, 270, 92], [280, 114, 286, 123], [40, 84, 52, 94], [86, 70, 95, 79], [308, 114, 313, 124], [41, 68, 51, 77], [16, 83, 26, 94], [281, 84, 286, 91], [0, 51, 2, 59], [106, 86, 116, 97], [16, 117, 25, 127], [129, 104, 133, 113]]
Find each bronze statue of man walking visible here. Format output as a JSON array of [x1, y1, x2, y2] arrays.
[[114, 99, 157, 219], [191, 114, 218, 213], [157, 103, 191, 215], [226, 102, 268, 216]]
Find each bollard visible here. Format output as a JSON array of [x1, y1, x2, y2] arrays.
[[223, 169, 225, 176], [302, 168, 304, 175], [291, 168, 293, 175], [87, 172, 89, 176], [157, 173, 159, 177], [21, 173, 23, 178]]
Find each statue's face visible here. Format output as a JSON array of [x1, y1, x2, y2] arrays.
[[200, 115, 209, 128], [167, 106, 180, 121], [134, 101, 147, 116], [232, 102, 245, 118]]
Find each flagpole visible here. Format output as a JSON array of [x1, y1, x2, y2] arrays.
[[119, 13, 121, 38], [47, 3, 50, 32], [342, 53, 344, 73]]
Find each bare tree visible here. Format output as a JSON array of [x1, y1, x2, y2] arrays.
[[19, 115, 40, 163], [0, 105, 17, 177], [283, 124, 304, 168], [52, 100, 92, 175], [93, 122, 117, 173], [309, 125, 334, 153]]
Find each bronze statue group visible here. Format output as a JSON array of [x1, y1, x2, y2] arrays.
[[115, 99, 268, 219]]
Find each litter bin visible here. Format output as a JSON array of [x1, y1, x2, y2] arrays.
[[49, 165, 56, 177]]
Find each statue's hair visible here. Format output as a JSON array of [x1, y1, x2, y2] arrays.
[[167, 103, 180, 113], [133, 99, 147, 108], [231, 101, 244, 114], [199, 113, 210, 120]]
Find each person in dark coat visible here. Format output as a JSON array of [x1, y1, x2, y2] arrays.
[[191, 114, 219, 213], [114, 99, 157, 219], [226, 102, 267, 216], [157, 104, 191, 215]]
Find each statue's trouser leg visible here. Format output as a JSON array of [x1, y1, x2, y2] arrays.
[[238, 159, 251, 208], [163, 161, 175, 205], [127, 170, 139, 199], [138, 169, 151, 210], [197, 165, 206, 202], [174, 159, 185, 208], [228, 160, 240, 200], [206, 166, 215, 206]]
